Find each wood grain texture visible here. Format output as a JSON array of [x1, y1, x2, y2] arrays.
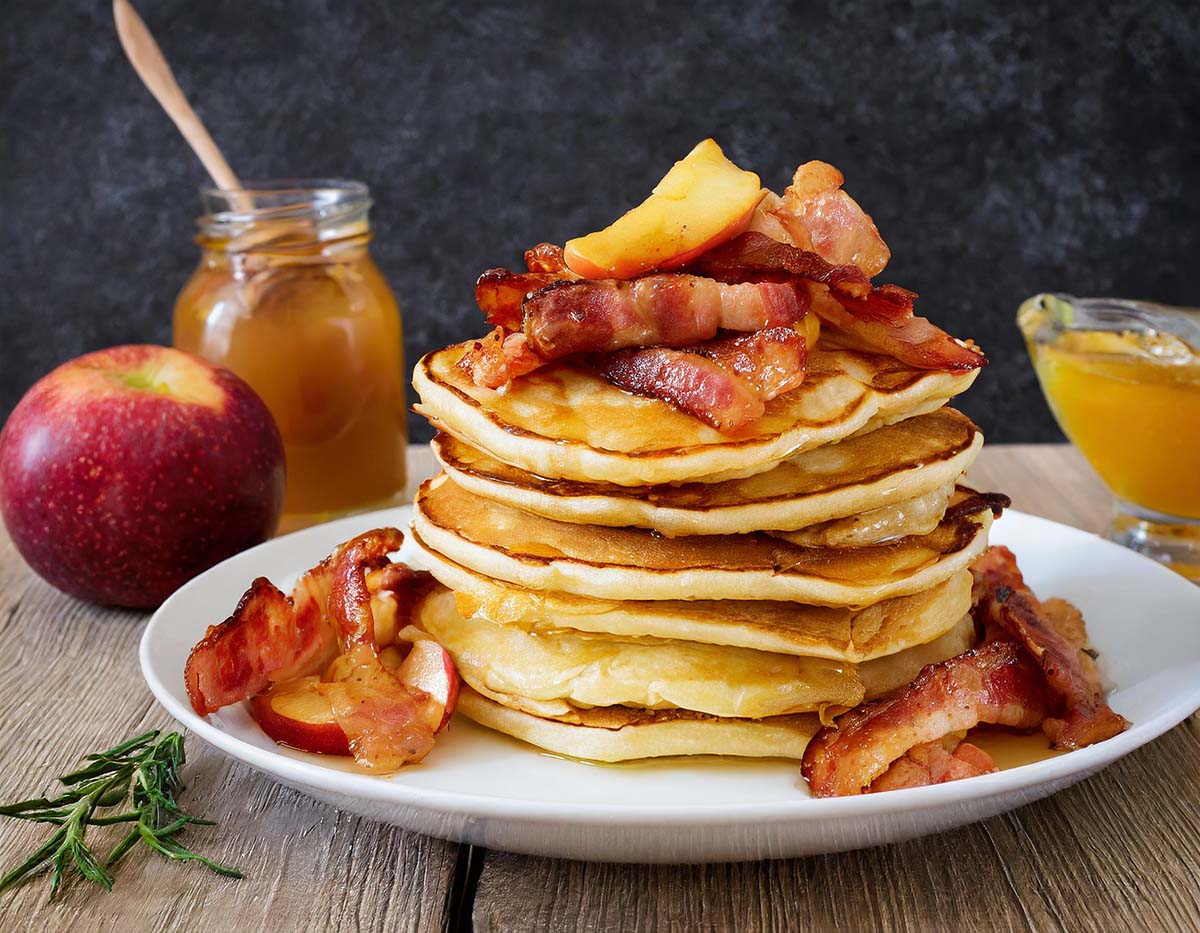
[[0, 451, 459, 932], [470, 445, 1200, 933], [0, 444, 1196, 932]]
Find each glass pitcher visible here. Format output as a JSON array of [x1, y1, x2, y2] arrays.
[[1018, 294, 1200, 581]]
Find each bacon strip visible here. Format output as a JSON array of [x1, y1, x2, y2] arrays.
[[688, 231, 878, 303], [458, 327, 545, 387], [869, 738, 998, 792], [309, 528, 438, 769], [971, 546, 1129, 749], [475, 269, 570, 330], [186, 527, 445, 772], [601, 327, 806, 431], [802, 641, 1048, 797], [185, 569, 340, 717], [522, 275, 807, 359], [768, 160, 891, 278], [687, 232, 982, 372], [327, 527, 406, 644], [315, 644, 437, 771], [807, 283, 985, 371]]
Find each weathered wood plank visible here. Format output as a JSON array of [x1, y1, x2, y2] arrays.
[[0, 456, 459, 931], [470, 445, 1200, 933]]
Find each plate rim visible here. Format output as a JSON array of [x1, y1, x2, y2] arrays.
[[140, 505, 1200, 827]]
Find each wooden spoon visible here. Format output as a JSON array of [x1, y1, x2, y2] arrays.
[[113, 0, 245, 202]]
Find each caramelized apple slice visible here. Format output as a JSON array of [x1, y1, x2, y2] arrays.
[[249, 634, 459, 757], [564, 139, 765, 279], [248, 675, 351, 756], [395, 626, 460, 732]]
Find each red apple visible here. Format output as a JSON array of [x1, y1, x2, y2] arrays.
[[0, 345, 285, 608]]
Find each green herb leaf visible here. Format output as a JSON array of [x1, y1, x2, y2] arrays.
[[0, 731, 242, 900]]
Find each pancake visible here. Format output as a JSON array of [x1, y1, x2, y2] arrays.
[[413, 475, 996, 606], [430, 407, 981, 536], [417, 587, 861, 718], [457, 687, 820, 762], [771, 483, 955, 548], [417, 587, 976, 720], [416, 547, 974, 661], [413, 340, 981, 487]]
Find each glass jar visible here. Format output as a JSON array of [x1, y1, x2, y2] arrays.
[[1018, 294, 1200, 581], [174, 180, 407, 531]]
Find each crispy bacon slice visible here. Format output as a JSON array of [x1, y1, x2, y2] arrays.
[[315, 528, 440, 770], [185, 569, 340, 717], [458, 327, 545, 388], [602, 347, 763, 432], [767, 160, 892, 278], [601, 326, 807, 431], [807, 283, 986, 371], [522, 275, 807, 359], [689, 231, 877, 302], [802, 641, 1049, 797], [687, 232, 981, 371], [327, 527, 407, 644], [869, 738, 998, 792], [971, 546, 1129, 749], [186, 527, 445, 771], [475, 269, 570, 330], [693, 326, 808, 399], [315, 644, 437, 771]]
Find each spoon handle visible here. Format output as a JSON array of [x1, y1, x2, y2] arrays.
[[113, 0, 242, 194]]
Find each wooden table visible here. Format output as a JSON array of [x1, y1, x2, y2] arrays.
[[1, 444, 1197, 932]]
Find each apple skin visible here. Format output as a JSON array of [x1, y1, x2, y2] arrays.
[[0, 345, 285, 608], [249, 677, 352, 756], [396, 638, 460, 732]]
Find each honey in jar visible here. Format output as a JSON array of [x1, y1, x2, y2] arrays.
[[174, 181, 407, 531], [1019, 294, 1200, 580]]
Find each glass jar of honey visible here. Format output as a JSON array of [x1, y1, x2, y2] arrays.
[[1018, 294, 1200, 581], [174, 180, 407, 531]]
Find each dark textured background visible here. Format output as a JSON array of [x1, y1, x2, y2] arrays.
[[2, 0, 1197, 442]]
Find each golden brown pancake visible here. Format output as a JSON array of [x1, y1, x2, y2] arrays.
[[416, 586, 975, 720], [413, 475, 996, 606], [456, 687, 821, 762], [771, 483, 955, 548], [413, 340, 981, 487], [431, 407, 981, 536], [416, 546, 974, 661]]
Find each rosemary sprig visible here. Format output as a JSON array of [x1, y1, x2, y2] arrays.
[[0, 730, 242, 899]]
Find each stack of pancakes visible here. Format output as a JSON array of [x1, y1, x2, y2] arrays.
[[410, 337, 994, 762]]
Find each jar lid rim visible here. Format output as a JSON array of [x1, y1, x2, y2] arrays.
[[197, 179, 372, 232]]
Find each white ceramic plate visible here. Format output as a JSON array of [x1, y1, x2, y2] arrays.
[[141, 506, 1200, 863]]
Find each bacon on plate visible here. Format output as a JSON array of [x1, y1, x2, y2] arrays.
[[185, 570, 340, 717], [185, 527, 445, 771], [869, 738, 998, 792], [801, 640, 1049, 797], [971, 546, 1129, 749]]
